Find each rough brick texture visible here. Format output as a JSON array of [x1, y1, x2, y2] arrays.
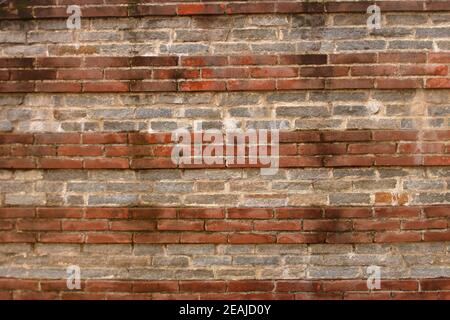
[[1, 0, 450, 300]]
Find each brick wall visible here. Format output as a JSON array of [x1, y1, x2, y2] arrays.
[[1, 0, 450, 300]]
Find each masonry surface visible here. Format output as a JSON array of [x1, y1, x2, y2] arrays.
[[0, 0, 450, 300]]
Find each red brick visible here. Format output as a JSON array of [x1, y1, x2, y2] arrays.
[[85, 57, 129, 67], [423, 231, 450, 241], [181, 56, 228, 67], [324, 208, 371, 218], [157, 220, 204, 231], [348, 143, 396, 154], [38, 158, 83, 169], [179, 281, 226, 293], [375, 207, 420, 218], [85, 208, 129, 219], [277, 2, 324, 13], [228, 233, 276, 244], [58, 146, 103, 156], [202, 68, 250, 79], [110, 220, 156, 231], [134, 233, 179, 244], [63, 221, 108, 231], [301, 66, 349, 77], [250, 67, 298, 78], [379, 52, 427, 63], [206, 221, 253, 231], [225, 3, 275, 14], [105, 69, 152, 80], [179, 80, 226, 91], [35, 82, 82, 92], [85, 233, 132, 244], [133, 281, 178, 293], [0, 279, 39, 291], [277, 233, 325, 244], [129, 56, 176, 66], [0, 208, 35, 218], [420, 279, 450, 291], [402, 219, 447, 230], [0, 134, 33, 144], [279, 131, 321, 142], [0, 158, 35, 169], [400, 65, 448, 76], [428, 53, 450, 63], [82, 133, 127, 144], [85, 280, 132, 293], [177, 3, 225, 15], [130, 81, 177, 92], [227, 79, 275, 91], [329, 53, 377, 64], [181, 233, 227, 243], [129, 208, 174, 220], [133, 5, 177, 16], [37, 208, 83, 218], [0, 58, 34, 68], [424, 156, 450, 165], [228, 280, 274, 292], [376, 78, 423, 89], [399, 143, 444, 154], [324, 155, 374, 167], [152, 69, 199, 80], [82, 6, 128, 17], [227, 208, 273, 219], [354, 220, 400, 231], [424, 206, 450, 217], [84, 158, 129, 169], [83, 81, 129, 92], [326, 232, 372, 243], [351, 65, 397, 76], [279, 54, 327, 65], [374, 232, 421, 243], [304, 220, 352, 232], [10, 70, 56, 81], [0, 82, 34, 92], [254, 221, 301, 231], [39, 233, 83, 243], [275, 280, 321, 292], [35, 133, 81, 144], [326, 78, 375, 89], [229, 55, 277, 65], [37, 57, 81, 68], [17, 219, 61, 231]]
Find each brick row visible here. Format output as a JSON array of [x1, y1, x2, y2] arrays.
[[0, 53, 449, 92], [1, 131, 449, 169], [4, 53, 449, 68], [1, 278, 450, 300], [0, 206, 449, 244], [3, 130, 450, 144], [3, 79, 448, 93], [1, 1, 449, 20]]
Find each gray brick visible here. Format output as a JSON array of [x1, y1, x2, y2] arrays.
[[234, 256, 280, 265], [329, 193, 371, 205]]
